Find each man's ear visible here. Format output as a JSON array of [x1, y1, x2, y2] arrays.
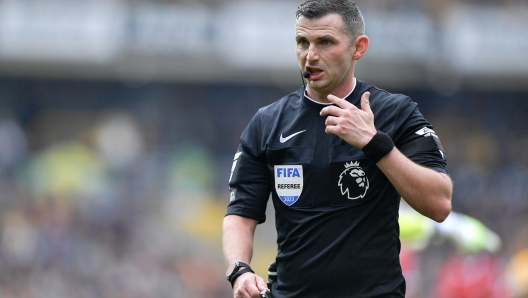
[[352, 35, 369, 60]]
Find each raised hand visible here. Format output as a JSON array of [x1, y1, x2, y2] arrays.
[[320, 91, 376, 148]]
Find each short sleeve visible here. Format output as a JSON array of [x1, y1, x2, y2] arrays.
[[226, 112, 271, 224], [393, 98, 447, 174]]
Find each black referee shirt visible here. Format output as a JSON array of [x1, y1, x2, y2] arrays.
[[226, 79, 447, 297]]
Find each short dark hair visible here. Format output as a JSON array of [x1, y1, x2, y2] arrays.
[[296, 0, 365, 44]]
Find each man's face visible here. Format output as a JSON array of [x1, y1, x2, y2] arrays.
[[295, 13, 356, 99]]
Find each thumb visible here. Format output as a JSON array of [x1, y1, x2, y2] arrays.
[[256, 274, 268, 291], [360, 92, 371, 113]]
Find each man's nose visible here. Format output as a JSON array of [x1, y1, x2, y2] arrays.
[[306, 44, 318, 61]]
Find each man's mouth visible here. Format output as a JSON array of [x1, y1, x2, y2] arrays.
[[305, 67, 323, 80]]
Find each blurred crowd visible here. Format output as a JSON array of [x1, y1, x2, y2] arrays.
[[0, 79, 249, 297], [170, 0, 528, 12], [171, 0, 525, 5], [1, 78, 528, 297]]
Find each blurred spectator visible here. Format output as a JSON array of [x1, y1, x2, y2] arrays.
[[0, 118, 27, 173], [432, 254, 511, 298], [94, 112, 145, 170], [1, 210, 37, 268], [506, 248, 528, 298], [399, 203, 503, 297]]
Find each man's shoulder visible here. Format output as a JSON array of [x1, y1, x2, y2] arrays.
[[257, 87, 304, 116], [357, 80, 414, 109], [359, 80, 409, 101]]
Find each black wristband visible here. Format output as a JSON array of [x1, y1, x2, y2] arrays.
[[229, 266, 254, 288], [362, 131, 394, 163]]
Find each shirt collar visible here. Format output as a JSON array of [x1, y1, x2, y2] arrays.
[[304, 77, 357, 105]]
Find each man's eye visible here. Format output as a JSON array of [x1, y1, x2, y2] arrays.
[[298, 40, 308, 46], [322, 40, 331, 46]]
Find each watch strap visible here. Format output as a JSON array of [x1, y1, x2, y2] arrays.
[[228, 264, 254, 288]]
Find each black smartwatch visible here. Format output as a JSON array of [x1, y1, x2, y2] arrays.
[[226, 261, 254, 288]]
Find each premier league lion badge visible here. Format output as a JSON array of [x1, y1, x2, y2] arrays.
[[338, 161, 369, 200]]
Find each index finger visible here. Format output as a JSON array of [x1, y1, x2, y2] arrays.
[[256, 275, 269, 295], [327, 94, 355, 109]]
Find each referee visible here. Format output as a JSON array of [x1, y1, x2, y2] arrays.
[[223, 1, 453, 297]]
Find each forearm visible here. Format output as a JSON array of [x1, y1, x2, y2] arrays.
[[377, 148, 452, 222], [222, 214, 259, 272]]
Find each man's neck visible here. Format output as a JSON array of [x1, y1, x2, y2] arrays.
[[306, 78, 357, 104]]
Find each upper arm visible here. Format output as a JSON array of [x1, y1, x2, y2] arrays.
[[226, 113, 271, 224], [224, 214, 259, 232], [393, 98, 447, 173]]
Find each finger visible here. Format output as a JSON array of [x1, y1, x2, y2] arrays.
[[234, 274, 256, 298], [245, 283, 262, 298], [320, 105, 343, 117], [234, 284, 248, 298], [327, 94, 354, 109], [235, 284, 251, 298], [325, 115, 339, 127], [256, 275, 268, 292], [324, 124, 339, 136], [244, 275, 266, 298], [360, 92, 371, 114]]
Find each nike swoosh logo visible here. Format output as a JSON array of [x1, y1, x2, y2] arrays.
[[280, 130, 306, 143]]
